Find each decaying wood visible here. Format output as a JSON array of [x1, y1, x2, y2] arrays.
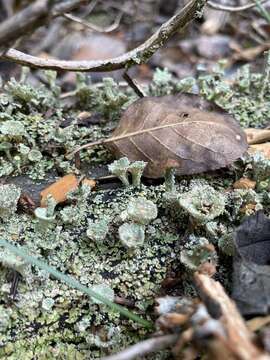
[[194, 273, 270, 360], [40, 174, 95, 207], [1, 0, 205, 72], [245, 128, 270, 145], [98, 94, 247, 178], [246, 128, 270, 145], [249, 142, 270, 159]]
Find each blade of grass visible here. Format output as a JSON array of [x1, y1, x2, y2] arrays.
[[0, 238, 153, 329], [256, 0, 270, 23]]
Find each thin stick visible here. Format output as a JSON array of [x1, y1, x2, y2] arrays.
[[63, 11, 123, 33], [0, 0, 87, 48], [123, 72, 146, 98], [0, 0, 50, 47], [208, 0, 269, 12], [101, 334, 178, 360], [1, 0, 205, 72]]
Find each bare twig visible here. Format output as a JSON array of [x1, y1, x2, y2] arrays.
[[195, 273, 270, 360], [123, 72, 146, 98], [63, 11, 123, 33], [1, 0, 206, 72], [0, 0, 88, 48], [208, 0, 269, 12], [101, 334, 178, 360], [0, 0, 51, 47], [52, 0, 89, 17]]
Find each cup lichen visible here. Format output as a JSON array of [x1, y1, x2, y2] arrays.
[[180, 235, 217, 271], [86, 219, 109, 243], [123, 197, 158, 225], [108, 158, 147, 187], [108, 157, 130, 186], [178, 184, 226, 225], [118, 223, 145, 248]]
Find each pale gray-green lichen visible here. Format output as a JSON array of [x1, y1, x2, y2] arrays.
[[178, 184, 226, 224], [1, 61, 270, 359], [218, 232, 235, 256], [90, 284, 114, 305], [123, 197, 158, 225], [250, 152, 270, 183], [128, 161, 147, 187], [0, 249, 28, 277], [28, 149, 43, 162], [118, 223, 145, 248], [0, 183, 185, 359], [108, 157, 130, 186], [108, 158, 148, 187], [86, 218, 109, 243], [0, 120, 26, 138], [180, 235, 217, 271], [0, 184, 21, 218], [0, 305, 12, 333]]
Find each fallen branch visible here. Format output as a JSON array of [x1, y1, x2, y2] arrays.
[[101, 334, 178, 360], [208, 0, 269, 12], [0, 0, 88, 48], [1, 0, 206, 72], [194, 273, 270, 360]]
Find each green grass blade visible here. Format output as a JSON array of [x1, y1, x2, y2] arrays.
[[256, 0, 270, 23], [0, 238, 153, 329]]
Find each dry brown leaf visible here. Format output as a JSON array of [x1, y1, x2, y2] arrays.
[[245, 128, 270, 145], [40, 174, 95, 207], [106, 94, 248, 178], [233, 177, 256, 190], [249, 143, 270, 159]]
